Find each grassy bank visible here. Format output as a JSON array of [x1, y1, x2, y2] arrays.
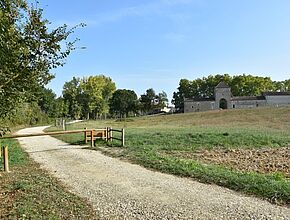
[[47, 107, 290, 205], [0, 138, 98, 219]]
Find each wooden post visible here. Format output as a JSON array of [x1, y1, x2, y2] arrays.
[[3, 146, 9, 172], [91, 130, 94, 147], [84, 128, 88, 143], [122, 128, 125, 147], [0, 146, 2, 159], [110, 127, 113, 142], [106, 127, 109, 141]]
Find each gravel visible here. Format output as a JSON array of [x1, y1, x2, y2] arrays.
[[17, 126, 290, 220]]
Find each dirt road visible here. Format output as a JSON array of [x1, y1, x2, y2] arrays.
[[17, 126, 290, 219]]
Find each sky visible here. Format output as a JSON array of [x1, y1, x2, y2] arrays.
[[40, 0, 290, 102]]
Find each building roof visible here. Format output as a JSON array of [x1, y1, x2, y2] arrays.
[[232, 96, 266, 101], [262, 91, 290, 96], [215, 81, 230, 88], [184, 97, 215, 102]]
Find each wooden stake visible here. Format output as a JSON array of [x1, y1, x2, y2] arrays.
[[122, 128, 125, 147], [110, 127, 113, 142], [84, 128, 88, 143], [106, 127, 109, 141], [3, 146, 9, 172], [91, 130, 94, 147]]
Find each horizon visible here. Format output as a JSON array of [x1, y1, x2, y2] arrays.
[[40, 0, 290, 100]]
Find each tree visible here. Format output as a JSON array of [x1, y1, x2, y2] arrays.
[[140, 88, 156, 114], [36, 87, 58, 118], [140, 89, 168, 114], [0, 0, 82, 120], [157, 91, 168, 109], [109, 89, 138, 117], [81, 75, 116, 119], [62, 77, 82, 119], [171, 79, 195, 112]]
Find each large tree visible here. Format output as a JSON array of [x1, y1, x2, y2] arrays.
[[62, 77, 82, 119], [81, 75, 116, 119], [109, 89, 138, 118], [0, 0, 81, 120]]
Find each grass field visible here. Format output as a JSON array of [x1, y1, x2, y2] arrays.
[[47, 107, 290, 205], [0, 137, 97, 219]]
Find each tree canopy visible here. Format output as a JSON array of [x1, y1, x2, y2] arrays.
[[109, 89, 138, 117], [140, 89, 168, 114], [62, 75, 116, 119], [0, 0, 82, 120]]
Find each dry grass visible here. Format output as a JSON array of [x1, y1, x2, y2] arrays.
[[66, 107, 290, 131]]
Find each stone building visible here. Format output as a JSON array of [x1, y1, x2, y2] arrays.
[[184, 81, 290, 113]]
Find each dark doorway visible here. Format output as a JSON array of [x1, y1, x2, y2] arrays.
[[219, 99, 228, 109]]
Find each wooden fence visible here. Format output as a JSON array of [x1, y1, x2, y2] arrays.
[[0, 127, 125, 172], [0, 146, 9, 172]]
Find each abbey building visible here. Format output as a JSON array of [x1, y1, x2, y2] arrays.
[[184, 82, 290, 113]]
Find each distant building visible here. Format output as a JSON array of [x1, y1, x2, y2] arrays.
[[184, 81, 290, 113]]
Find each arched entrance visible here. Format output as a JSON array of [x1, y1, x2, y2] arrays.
[[219, 99, 228, 109]]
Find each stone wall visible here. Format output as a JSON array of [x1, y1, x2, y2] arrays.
[[184, 100, 215, 113], [231, 100, 267, 109], [265, 95, 290, 107]]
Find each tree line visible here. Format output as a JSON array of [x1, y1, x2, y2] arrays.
[[59, 76, 168, 119], [172, 74, 290, 112]]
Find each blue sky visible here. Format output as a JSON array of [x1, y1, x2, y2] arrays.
[[41, 0, 290, 102]]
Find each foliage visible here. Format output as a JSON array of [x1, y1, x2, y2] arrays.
[[0, 102, 51, 129], [0, 0, 82, 122], [63, 77, 83, 119], [172, 74, 289, 111], [109, 89, 138, 117], [62, 75, 116, 119], [140, 88, 168, 114], [36, 86, 63, 118], [81, 75, 116, 119]]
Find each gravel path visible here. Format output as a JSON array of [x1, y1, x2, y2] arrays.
[[17, 126, 290, 220]]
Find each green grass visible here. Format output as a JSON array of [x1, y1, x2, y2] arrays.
[[0, 138, 98, 219], [46, 107, 290, 205]]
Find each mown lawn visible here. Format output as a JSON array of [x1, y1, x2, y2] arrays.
[[0, 138, 98, 219], [47, 107, 290, 205]]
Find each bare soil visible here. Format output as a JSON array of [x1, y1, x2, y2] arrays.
[[165, 147, 290, 177]]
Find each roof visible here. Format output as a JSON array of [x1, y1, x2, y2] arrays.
[[232, 96, 266, 101], [185, 97, 215, 102], [215, 81, 230, 88], [262, 91, 290, 96]]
